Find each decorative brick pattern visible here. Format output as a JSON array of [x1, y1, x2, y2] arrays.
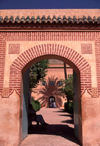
[[95, 37, 100, 94], [80, 66, 92, 92], [0, 31, 96, 97], [92, 87, 98, 98], [9, 44, 91, 95], [0, 35, 6, 94], [9, 44, 20, 54], [81, 44, 92, 54], [9, 66, 21, 94], [1, 31, 100, 41]]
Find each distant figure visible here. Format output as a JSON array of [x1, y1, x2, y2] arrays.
[[53, 102, 56, 108]]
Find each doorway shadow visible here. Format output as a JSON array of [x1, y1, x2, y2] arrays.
[[28, 124, 80, 145]]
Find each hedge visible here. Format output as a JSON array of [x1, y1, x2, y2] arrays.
[[32, 99, 41, 112], [64, 102, 73, 114]]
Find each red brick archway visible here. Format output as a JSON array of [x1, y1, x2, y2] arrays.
[[1, 9, 100, 146], [9, 43, 91, 96]]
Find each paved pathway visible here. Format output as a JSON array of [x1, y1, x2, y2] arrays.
[[21, 108, 80, 146]]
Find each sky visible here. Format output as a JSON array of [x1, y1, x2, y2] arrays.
[[0, 0, 100, 9]]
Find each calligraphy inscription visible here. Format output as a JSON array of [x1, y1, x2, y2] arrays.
[[81, 44, 92, 54], [9, 44, 20, 54]]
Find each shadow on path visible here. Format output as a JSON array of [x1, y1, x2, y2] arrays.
[[60, 114, 74, 124], [53, 108, 74, 124], [27, 108, 80, 146], [28, 124, 80, 145]]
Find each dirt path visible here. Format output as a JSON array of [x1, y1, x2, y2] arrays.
[[21, 108, 80, 146]]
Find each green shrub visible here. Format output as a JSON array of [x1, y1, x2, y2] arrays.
[[32, 99, 41, 112], [61, 74, 73, 102], [64, 102, 73, 114]]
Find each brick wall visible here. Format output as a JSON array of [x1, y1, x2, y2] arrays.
[[9, 44, 91, 95], [0, 31, 98, 97], [95, 36, 100, 94], [0, 35, 6, 94], [1, 31, 100, 41]]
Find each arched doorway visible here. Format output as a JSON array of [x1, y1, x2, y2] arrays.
[[21, 55, 81, 143], [9, 43, 91, 145], [1, 8, 100, 145], [49, 96, 56, 108]]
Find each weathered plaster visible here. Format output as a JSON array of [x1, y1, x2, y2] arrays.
[[0, 90, 20, 146]]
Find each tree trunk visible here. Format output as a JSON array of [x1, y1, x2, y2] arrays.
[[64, 62, 67, 80]]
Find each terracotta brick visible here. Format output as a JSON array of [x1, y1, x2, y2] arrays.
[[0, 10, 100, 145]]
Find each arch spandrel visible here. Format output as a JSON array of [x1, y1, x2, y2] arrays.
[[11, 44, 90, 71]]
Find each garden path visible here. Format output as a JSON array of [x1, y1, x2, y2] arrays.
[[21, 108, 80, 146]]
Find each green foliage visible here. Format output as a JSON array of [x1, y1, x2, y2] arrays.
[[62, 74, 73, 113], [62, 74, 73, 102], [64, 102, 73, 114], [29, 60, 48, 88], [31, 99, 41, 112]]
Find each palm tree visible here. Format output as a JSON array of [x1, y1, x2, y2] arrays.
[[37, 76, 64, 107], [64, 62, 67, 80]]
